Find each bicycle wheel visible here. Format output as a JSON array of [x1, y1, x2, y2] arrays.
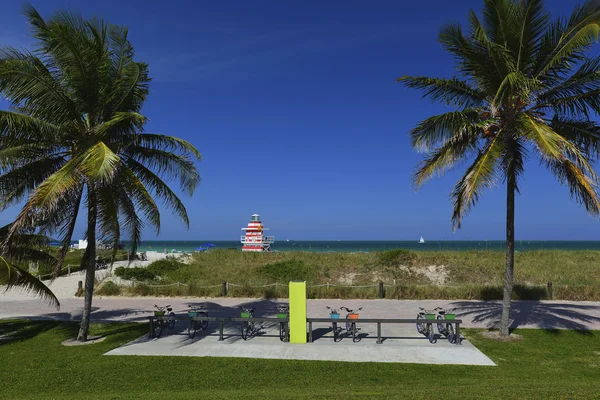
[[241, 321, 249, 341], [416, 314, 425, 334], [153, 319, 163, 338], [333, 322, 341, 342], [351, 323, 360, 343], [167, 312, 176, 329], [447, 324, 455, 343], [436, 315, 448, 336], [279, 322, 286, 342], [199, 312, 209, 330], [188, 320, 197, 339], [427, 324, 437, 344]]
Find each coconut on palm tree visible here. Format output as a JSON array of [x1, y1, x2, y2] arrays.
[[0, 224, 59, 308], [0, 6, 201, 341], [399, 0, 600, 336]]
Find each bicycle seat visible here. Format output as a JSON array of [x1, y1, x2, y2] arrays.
[[167, 308, 173, 312], [241, 307, 255, 312], [438, 310, 446, 314]]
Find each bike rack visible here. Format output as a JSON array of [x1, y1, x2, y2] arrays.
[[306, 318, 463, 345], [149, 316, 461, 345], [148, 316, 290, 341]]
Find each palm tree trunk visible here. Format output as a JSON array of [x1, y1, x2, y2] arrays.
[[500, 170, 516, 336], [77, 189, 97, 342]]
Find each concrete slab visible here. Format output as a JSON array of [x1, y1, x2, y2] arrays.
[[105, 321, 496, 366]]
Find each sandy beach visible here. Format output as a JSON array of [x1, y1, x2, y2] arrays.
[[0, 251, 185, 301]]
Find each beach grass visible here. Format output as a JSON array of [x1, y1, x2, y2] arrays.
[[98, 249, 600, 300], [1, 320, 599, 399]]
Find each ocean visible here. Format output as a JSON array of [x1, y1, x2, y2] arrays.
[[132, 240, 600, 253]]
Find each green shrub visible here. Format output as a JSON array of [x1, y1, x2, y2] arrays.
[[256, 259, 317, 282], [114, 266, 155, 281], [376, 249, 417, 266], [96, 281, 121, 295], [146, 259, 185, 277]]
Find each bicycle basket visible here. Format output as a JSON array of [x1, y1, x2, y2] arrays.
[[241, 312, 252, 318], [445, 314, 456, 320], [154, 311, 165, 316], [188, 311, 198, 317], [348, 313, 359, 320], [425, 313, 436, 320], [277, 313, 288, 319], [330, 313, 340, 320]]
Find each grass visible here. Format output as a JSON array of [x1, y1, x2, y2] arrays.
[[102, 249, 600, 300], [1, 320, 599, 399]]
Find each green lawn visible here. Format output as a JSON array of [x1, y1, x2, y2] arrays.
[[1, 320, 598, 399]]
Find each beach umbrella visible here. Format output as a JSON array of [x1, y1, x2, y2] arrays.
[[195, 247, 207, 251], [201, 243, 216, 247]]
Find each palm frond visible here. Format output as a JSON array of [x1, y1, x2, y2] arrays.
[[9, 157, 83, 233], [0, 156, 67, 211], [413, 131, 480, 188], [516, 0, 550, 70], [550, 117, 600, 157], [0, 256, 59, 308], [126, 158, 190, 227], [79, 142, 120, 183], [522, 114, 598, 181], [116, 163, 161, 234], [410, 110, 488, 151], [537, 56, 600, 117], [124, 146, 200, 195], [397, 76, 486, 108], [546, 157, 600, 215], [534, 1, 600, 79], [0, 48, 79, 123], [0, 110, 60, 145], [451, 133, 504, 229]]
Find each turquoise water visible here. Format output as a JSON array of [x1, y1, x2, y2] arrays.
[[133, 240, 600, 253]]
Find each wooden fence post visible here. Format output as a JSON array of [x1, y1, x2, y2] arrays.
[[378, 281, 385, 298], [222, 281, 228, 297]]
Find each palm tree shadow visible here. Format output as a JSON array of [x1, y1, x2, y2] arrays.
[[0, 320, 79, 346], [450, 300, 600, 333]]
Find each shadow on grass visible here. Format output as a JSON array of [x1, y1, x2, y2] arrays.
[[0, 320, 78, 346], [451, 300, 600, 332]]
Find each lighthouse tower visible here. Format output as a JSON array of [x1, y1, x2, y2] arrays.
[[241, 214, 274, 252]]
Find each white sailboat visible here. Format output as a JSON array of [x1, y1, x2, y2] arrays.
[[418, 236, 425, 244]]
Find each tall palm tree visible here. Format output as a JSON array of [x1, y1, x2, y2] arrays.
[[0, 6, 201, 341], [399, 0, 600, 336], [0, 224, 59, 308]]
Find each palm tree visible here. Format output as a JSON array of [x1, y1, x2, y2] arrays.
[[399, 0, 600, 336], [0, 224, 59, 308], [0, 6, 201, 341]]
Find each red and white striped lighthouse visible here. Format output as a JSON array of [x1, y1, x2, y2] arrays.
[[241, 214, 274, 252]]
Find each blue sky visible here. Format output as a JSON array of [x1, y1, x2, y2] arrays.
[[1, 0, 599, 241]]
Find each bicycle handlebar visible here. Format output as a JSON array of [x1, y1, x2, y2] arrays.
[[340, 306, 362, 313]]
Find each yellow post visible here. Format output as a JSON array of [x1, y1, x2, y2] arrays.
[[289, 281, 307, 343]]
